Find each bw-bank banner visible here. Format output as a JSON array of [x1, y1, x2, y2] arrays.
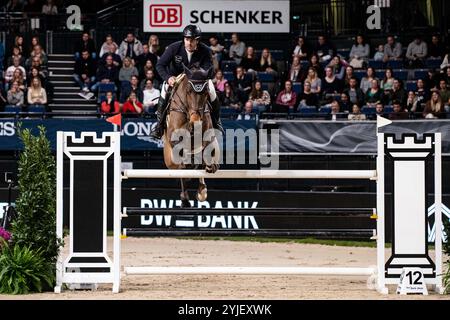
[[143, 0, 290, 33]]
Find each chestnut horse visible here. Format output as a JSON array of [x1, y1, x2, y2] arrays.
[[163, 66, 220, 207]]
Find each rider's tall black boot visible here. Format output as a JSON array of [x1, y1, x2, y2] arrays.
[[150, 95, 168, 139], [210, 98, 224, 134]]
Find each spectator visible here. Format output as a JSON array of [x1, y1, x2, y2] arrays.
[[137, 44, 158, 78], [120, 75, 143, 103], [322, 66, 343, 98], [92, 54, 119, 92], [74, 32, 97, 60], [389, 100, 409, 120], [375, 102, 385, 119], [121, 91, 143, 114], [14, 35, 27, 58], [27, 77, 47, 107], [232, 66, 252, 104], [339, 92, 352, 113], [292, 36, 309, 60], [307, 54, 324, 78], [314, 34, 335, 64], [437, 79, 450, 103], [248, 80, 270, 112], [5, 57, 26, 85], [99, 35, 119, 58], [209, 36, 224, 71], [381, 68, 394, 92], [100, 91, 120, 114], [6, 46, 25, 67], [327, 100, 347, 120], [6, 81, 24, 109], [415, 78, 429, 106], [428, 34, 445, 59], [30, 36, 42, 55], [29, 55, 48, 78], [27, 66, 47, 89], [9, 69, 26, 92], [119, 57, 139, 83], [423, 91, 445, 119], [327, 55, 346, 80], [360, 67, 377, 94], [348, 104, 366, 120], [383, 35, 403, 62], [258, 48, 277, 77], [388, 79, 407, 106], [440, 48, 450, 70], [139, 59, 154, 80], [222, 82, 241, 110], [349, 34, 370, 69], [373, 45, 384, 61], [406, 36, 428, 68], [100, 45, 122, 67], [305, 67, 322, 95], [288, 55, 306, 83], [365, 79, 384, 107], [119, 32, 144, 61], [140, 69, 160, 91], [406, 91, 419, 114], [229, 33, 246, 65], [27, 45, 48, 68], [298, 81, 319, 108], [274, 80, 297, 111], [344, 77, 365, 106], [142, 79, 160, 113], [212, 69, 227, 95], [73, 50, 97, 93], [237, 101, 256, 120], [42, 0, 58, 15], [240, 46, 259, 77], [148, 35, 162, 57], [343, 66, 355, 89]]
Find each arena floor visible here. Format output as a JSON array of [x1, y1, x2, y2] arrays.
[[0, 237, 448, 300]]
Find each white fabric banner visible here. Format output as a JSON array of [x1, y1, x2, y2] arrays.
[[143, 0, 290, 33]]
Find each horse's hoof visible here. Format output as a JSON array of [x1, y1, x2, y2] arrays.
[[181, 199, 191, 208], [196, 188, 208, 202], [206, 164, 219, 173]]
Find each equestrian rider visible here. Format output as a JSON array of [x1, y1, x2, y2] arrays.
[[150, 25, 223, 139]]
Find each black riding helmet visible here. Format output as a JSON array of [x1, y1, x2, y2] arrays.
[[183, 25, 201, 39]]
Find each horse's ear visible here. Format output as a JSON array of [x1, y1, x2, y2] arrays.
[[207, 66, 214, 79], [182, 63, 192, 78]]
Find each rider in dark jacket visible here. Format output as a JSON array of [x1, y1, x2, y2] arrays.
[[151, 25, 223, 139]]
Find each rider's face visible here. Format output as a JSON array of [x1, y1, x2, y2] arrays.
[[184, 37, 198, 52]]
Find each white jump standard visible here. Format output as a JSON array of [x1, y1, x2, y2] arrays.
[[55, 130, 443, 295]]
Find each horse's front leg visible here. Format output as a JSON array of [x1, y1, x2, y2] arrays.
[[180, 178, 191, 208], [196, 177, 207, 202]]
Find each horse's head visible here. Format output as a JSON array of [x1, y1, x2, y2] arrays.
[[182, 64, 214, 124]]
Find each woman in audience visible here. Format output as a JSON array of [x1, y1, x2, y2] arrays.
[[343, 66, 355, 89], [321, 66, 343, 97], [349, 34, 370, 69], [222, 82, 242, 111], [365, 79, 384, 107], [292, 36, 309, 60], [307, 53, 324, 78], [212, 69, 228, 96], [381, 68, 395, 92], [406, 90, 420, 115], [14, 35, 27, 57], [248, 80, 271, 112], [298, 81, 319, 108], [360, 67, 377, 94], [99, 34, 119, 58], [27, 66, 46, 87], [119, 57, 139, 83], [415, 78, 429, 106], [327, 55, 346, 80], [348, 104, 367, 120], [240, 46, 259, 77], [423, 91, 445, 119], [27, 77, 47, 107], [29, 44, 48, 67], [305, 67, 322, 95], [121, 91, 143, 114], [8, 68, 26, 92], [7, 46, 25, 67], [140, 69, 160, 91], [258, 48, 278, 78], [100, 91, 120, 114]]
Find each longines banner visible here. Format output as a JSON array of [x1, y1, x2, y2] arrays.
[[273, 120, 450, 155], [0, 118, 256, 151], [143, 0, 290, 33]]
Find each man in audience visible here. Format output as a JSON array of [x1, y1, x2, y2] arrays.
[[73, 50, 97, 95], [388, 79, 407, 106], [383, 35, 403, 62], [232, 66, 252, 104], [137, 44, 158, 78], [92, 54, 119, 92], [119, 32, 143, 62], [74, 32, 97, 61], [229, 33, 246, 65], [314, 35, 335, 64], [120, 75, 143, 103], [209, 36, 224, 70], [406, 36, 428, 68], [389, 100, 409, 120], [344, 77, 365, 106]]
